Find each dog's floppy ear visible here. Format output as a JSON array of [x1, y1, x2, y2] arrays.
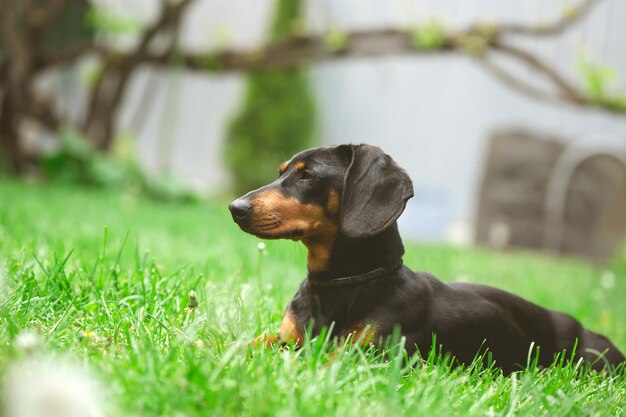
[[339, 144, 414, 239]]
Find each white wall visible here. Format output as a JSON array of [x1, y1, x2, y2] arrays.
[[116, 0, 626, 242]]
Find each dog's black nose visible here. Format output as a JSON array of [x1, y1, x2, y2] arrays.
[[228, 199, 251, 221]]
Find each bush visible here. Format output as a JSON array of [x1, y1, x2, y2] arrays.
[[224, 0, 316, 195], [42, 128, 198, 203]]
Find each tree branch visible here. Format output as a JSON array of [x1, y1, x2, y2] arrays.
[[25, 94, 66, 131], [36, 0, 195, 70], [479, 57, 571, 107], [139, 29, 454, 71], [135, 0, 194, 57], [36, 41, 103, 69], [489, 40, 587, 104], [40, 30, 624, 117], [499, 0, 602, 37], [27, 0, 71, 46], [82, 0, 196, 149], [27, 0, 625, 130], [0, 4, 29, 66]]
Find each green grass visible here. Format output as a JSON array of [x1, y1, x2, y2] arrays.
[[1, 179, 625, 416]]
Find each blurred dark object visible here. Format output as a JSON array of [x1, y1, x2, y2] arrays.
[[0, 0, 194, 174], [476, 130, 626, 263], [224, 0, 316, 195], [42, 0, 93, 53], [0, 0, 92, 173]]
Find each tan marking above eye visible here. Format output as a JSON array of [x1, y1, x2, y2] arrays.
[[279, 162, 288, 174], [295, 162, 305, 171]]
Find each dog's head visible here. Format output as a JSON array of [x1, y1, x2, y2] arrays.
[[228, 144, 413, 243]]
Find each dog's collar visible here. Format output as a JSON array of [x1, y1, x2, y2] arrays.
[[307, 258, 403, 288]]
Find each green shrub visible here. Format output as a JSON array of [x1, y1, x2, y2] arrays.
[[42, 127, 139, 188], [224, 0, 316, 195], [41, 127, 198, 203]]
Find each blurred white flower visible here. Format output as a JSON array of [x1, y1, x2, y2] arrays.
[[4, 358, 106, 417], [445, 220, 473, 246], [187, 290, 199, 310], [14, 331, 41, 355], [600, 272, 615, 290], [257, 242, 266, 252], [455, 274, 471, 283]]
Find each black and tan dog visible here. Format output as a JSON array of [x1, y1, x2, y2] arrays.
[[229, 144, 625, 373]]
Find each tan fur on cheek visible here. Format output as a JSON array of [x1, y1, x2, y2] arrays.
[[251, 190, 329, 237], [250, 189, 340, 272]]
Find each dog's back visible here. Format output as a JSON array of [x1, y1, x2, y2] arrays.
[[438, 280, 625, 371]]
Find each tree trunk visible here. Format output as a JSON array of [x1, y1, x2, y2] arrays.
[[0, 93, 24, 173], [82, 65, 134, 151]]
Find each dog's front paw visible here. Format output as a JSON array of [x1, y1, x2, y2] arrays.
[[247, 333, 281, 350]]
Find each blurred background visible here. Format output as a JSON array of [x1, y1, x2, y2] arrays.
[[1, 0, 625, 263]]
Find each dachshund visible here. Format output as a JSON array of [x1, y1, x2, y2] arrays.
[[229, 144, 625, 373]]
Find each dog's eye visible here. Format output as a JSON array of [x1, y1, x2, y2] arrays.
[[299, 170, 314, 181]]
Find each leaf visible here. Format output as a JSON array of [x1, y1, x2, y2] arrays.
[[576, 52, 618, 101], [85, 9, 144, 36], [412, 21, 446, 51]]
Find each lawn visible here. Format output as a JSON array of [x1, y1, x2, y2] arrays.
[[1, 179, 625, 416]]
